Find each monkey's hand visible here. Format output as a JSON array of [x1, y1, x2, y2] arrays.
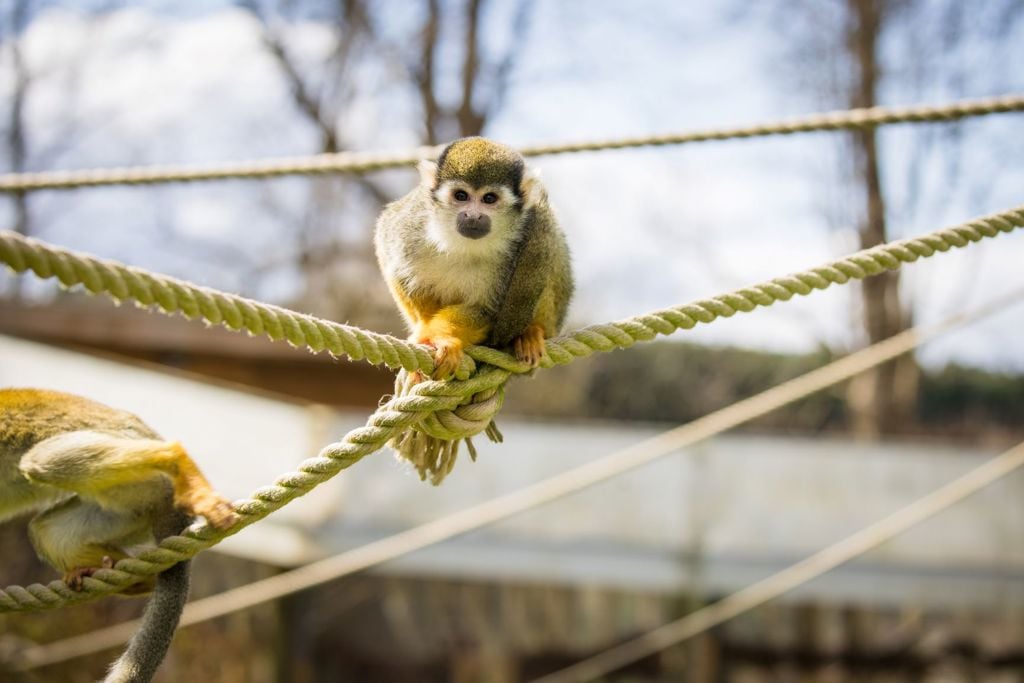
[[64, 556, 117, 591], [416, 334, 464, 381], [178, 489, 236, 530], [163, 443, 238, 530], [413, 305, 489, 380], [512, 323, 547, 368], [431, 336, 465, 380]]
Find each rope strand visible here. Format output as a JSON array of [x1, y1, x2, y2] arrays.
[[1, 94, 1021, 191], [532, 438, 1024, 683], [3, 204, 1022, 380]]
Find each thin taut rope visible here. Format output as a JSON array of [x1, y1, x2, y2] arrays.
[[0, 94, 1021, 191], [532, 438, 1024, 683]]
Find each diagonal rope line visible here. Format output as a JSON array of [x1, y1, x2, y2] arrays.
[[0, 204, 1020, 616], [0, 231, 452, 377], [2, 204, 1023, 381], [0, 94, 1022, 191], [9, 288, 1022, 671], [531, 438, 1024, 683]]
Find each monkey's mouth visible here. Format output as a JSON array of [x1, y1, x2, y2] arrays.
[[457, 225, 491, 240]]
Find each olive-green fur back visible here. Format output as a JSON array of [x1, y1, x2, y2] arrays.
[[0, 388, 159, 457]]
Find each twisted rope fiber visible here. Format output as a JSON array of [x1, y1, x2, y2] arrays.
[[533, 439, 1024, 683], [2, 203, 1023, 384], [11, 289, 1022, 671], [0, 203, 1021, 615], [0, 94, 1021, 191], [0, 365, 507, 614], [0, 231, 468, 379]]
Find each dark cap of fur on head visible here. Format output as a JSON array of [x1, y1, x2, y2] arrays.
[[435, 137, 526, 196]]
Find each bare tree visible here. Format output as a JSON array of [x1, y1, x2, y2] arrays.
[[234, 0, 392, 323], [841, 0, 916, 438], [410, 0, 534, 144], [3, 0, 31, 247], [1, 0, 107, 298], [756, 0, 1023, 438], [236, 0, 537, 325]]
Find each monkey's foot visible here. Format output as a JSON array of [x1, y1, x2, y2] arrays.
[[179, 490, 237, 530], [421, 336, 464, 380], [513, 324, 547, 368], [63, 557, 115, 591]]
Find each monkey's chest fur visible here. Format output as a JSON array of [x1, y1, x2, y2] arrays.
[[374, 189, 529, 330], [403, 245, 510, 312]]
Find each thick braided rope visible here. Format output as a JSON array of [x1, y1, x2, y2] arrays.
[[2, 203, 1023, 384], [0, 232, 475, 379], [0, 366, 508, 612], [1, 94, 1021, 191], [0, 203, 1021, 611]]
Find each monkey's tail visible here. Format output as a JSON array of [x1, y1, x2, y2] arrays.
[[103, 559, 191, 683]]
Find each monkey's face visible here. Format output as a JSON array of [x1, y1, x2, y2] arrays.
[[428, 180, 522, 252]]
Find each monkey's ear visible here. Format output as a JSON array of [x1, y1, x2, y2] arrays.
[[520, 168, 546, 209], [418, 160, 438, 187]]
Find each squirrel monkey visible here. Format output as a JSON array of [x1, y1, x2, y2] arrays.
[[0, 388, 236, 683], [374, 137, 574, 379]]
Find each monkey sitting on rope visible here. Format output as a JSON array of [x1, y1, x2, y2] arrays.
[[375, 136, 574, 380], [373, 137, 575, 481]]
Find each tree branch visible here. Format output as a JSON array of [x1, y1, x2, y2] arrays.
[[414, 0, 442, 144], [456, 0, 485, 136], [485, 0, 535, 122]]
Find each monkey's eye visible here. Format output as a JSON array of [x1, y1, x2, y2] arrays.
[[453, 189, 469, 202], [482, 192, 498, 204]]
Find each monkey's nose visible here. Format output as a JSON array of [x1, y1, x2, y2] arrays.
[[457, 212, 491, 239]]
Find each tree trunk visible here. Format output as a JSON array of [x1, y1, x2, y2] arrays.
[[418, 0, 441, 144], [456, 0, 486, 137], [5, 1, 31, 299], [845, 0, 919, 439]]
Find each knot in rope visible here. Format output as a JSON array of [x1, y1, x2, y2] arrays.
[[388, 363, 513, 484], [416, 382, 505, 441]]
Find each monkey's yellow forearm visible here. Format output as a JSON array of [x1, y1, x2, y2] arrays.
[[413, 305, 489, 379], [386, 278, 439, 328], [414, 305, 489, 345]]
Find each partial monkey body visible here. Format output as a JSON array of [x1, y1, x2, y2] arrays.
[[0, 387, 235, 682]]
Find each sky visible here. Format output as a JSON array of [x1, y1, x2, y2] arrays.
[[1, 1, 1023, 371]]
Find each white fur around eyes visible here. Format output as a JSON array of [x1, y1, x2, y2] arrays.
[[435, 180, 521, 208]]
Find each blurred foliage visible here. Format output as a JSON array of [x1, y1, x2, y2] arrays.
[[506, 341, 1022, 439], [581, 343, 840, 432], [920, 364, 1024, 432]]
